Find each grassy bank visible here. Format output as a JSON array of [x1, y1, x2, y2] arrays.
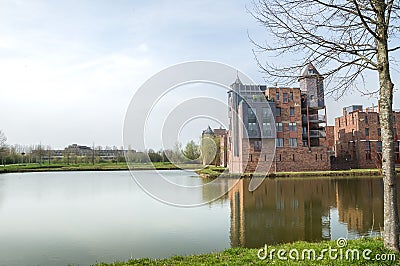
[[95, 238, 398, 265], [2, 162, 399, 177], [0, 162, 201, 174], [195, 166, 400, 178]]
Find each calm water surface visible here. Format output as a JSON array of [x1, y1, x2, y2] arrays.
[[0, 170, 393, 265]]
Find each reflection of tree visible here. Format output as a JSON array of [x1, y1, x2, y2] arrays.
[[200, 178, 236, 204]]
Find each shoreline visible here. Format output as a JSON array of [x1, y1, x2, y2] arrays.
[[1, 163, 399, 177], [195, 166, 400, 178]]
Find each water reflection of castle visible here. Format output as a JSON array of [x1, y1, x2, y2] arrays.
[[225, 178, 385, 248]]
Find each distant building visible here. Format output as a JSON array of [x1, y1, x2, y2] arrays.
[[227, 63, 330, 173], [65, 144, 92, 156], [35, 144, 126, 162], [201, 126, 228, 167], [333, 105, 400, 169]]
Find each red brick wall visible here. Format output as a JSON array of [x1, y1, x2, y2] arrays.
[[334, 109, 400, 169], [274, 147, 330, 172], [325, 126, 335, 151]]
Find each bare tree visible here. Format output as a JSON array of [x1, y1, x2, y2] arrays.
[[46, 145, 52, 165], [0, 130, 7, 166], [36, 143, 44, 165], [251, 0, 400, 251]]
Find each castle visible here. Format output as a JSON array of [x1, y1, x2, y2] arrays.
[[226, 63, 330, 173]]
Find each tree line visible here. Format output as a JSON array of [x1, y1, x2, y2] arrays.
[[0, 130, 219, 166]]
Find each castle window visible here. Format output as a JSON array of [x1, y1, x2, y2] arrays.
[[276, 107, 281, 116], [290, 107, 295, 116], [366, 152, 371, 160], [276, 122, 283, 132], [378, 128, 381, 136], [262, 108, 270, 120], [292, 154, 295, 161], [315, 154, 318, 161], [248, 122, 257, 136], [276, 91, 280, 101], [262, 122, 272, 136], [377, 141, 382, 152], [248, 107, 256, 121], [279, 154, 282, 161], [320, 154, 323, 160], [289, 122, 297, 132], [283, 93, 288, 103], [289, 91, 293, 101], [254, 140, 262, 151], [276, 138, 284, 147], [365, 141, 371, 150], [289, 138, 297, 147], [395, 141, 399, 153], [365, 115, 368, 124], [308, 69, 314, 74], [365, 128, 369, 136]]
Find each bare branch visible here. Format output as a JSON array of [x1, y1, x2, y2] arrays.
[[352, 0, 380, 40]]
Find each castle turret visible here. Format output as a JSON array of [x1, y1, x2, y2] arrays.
[[202, 125, 214, 136], [298, 63, 324, 108], [298, 63, 327, 148]]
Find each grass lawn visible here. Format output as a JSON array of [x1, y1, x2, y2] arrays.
[[0, 162, 201, 173], [94, 238, 398, 265]]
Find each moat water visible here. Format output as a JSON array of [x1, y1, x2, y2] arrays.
[[0, 170, 394, 265]]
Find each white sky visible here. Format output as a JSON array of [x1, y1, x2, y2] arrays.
[[0, 0, 399, 150]]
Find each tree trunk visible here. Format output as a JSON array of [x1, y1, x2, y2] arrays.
[[377, 7, 399, 251]]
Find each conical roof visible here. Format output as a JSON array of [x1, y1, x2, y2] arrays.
[[231, 72, 243, 87], [300, 62, 320, 76], [203, 125, 214, 135]]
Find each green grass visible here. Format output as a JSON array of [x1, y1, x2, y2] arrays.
[[0, 162, 201, 174], [194, 165, 229, 177], [196, 167, 400, 179], [2, 162, 398, 177], [94, 238, 399, 265]]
